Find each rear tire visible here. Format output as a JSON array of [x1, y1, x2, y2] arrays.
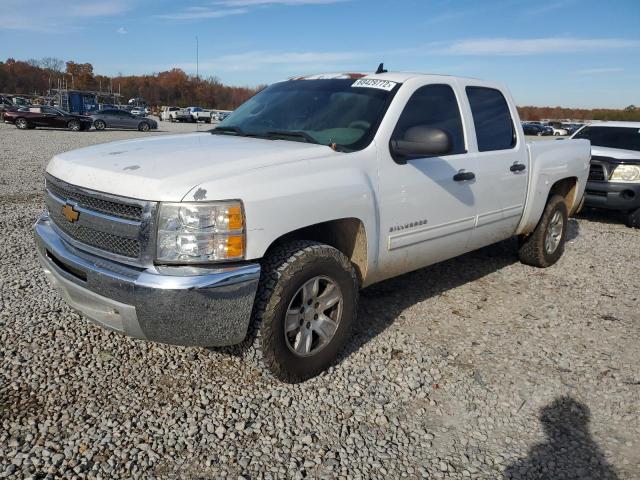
[[15, 118, 29, 130], [254, 240, 358, 383], [94, 120, 106, 131], [626, 208, 640, 229], [518, 194, 568, 268]]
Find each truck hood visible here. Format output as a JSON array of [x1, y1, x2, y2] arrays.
[[591, 146, 640, 161], [46, 133, 337, 201]]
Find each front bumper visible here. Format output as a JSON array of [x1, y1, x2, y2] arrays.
[[584, 181, 640, 211], [34, 213, 261, 347]]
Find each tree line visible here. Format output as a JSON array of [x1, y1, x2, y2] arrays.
[[1, 57, 638, 119], [0, 57, 261, 110], [517, 104, 640, 122]]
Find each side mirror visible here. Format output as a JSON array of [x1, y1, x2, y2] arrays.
[[390, 126, 453, 164]]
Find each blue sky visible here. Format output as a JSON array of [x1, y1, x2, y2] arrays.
[[1, 0, 639, 108]]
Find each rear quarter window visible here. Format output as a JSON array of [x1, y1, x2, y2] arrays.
[[466, 87, 516, 152]]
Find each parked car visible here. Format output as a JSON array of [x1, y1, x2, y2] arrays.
[[551, 126, 568, 136], [160, 106, 179, 121], [34, 71, 589, 382], [188, 107, 213, 123], [3, 106, 92, 131], [572, 122, 640, 227], [0, 95, 19, 120], [130, 107, 147, 117], [169, 107, 192, 122], [91, 109, 158, 132], [522, 123, 552, 136]]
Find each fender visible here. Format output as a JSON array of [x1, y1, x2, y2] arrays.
[[182, 146, 381, 278]]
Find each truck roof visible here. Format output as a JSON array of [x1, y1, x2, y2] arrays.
[[289, 71, 483, 83]]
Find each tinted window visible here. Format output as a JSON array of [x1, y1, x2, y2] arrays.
[[391, 84, 465, 155], [573, 126, 640, 152], [466, 87, 515, 152]]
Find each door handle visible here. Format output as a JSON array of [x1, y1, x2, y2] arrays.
[[453, 170, 475, 182], [510, 163, 526, 172]]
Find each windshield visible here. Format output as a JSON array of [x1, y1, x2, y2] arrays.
[[574, 126, 640, 152], [214, 78, 398, 151]]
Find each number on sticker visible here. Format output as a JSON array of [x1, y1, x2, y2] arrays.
[[351, 79, 397, 91]]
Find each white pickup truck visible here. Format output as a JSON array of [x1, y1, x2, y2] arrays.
[[34, 71, 590, 382], [187, 107, 213, 123]]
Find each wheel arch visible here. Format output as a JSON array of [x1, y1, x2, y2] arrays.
[[548, 177, 579, 215], [263, 218, 369, 285]]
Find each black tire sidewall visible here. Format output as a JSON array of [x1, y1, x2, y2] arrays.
[[626, 208, 640, 228], [68, 120, 80, 131], [261, 247, 357, 381]]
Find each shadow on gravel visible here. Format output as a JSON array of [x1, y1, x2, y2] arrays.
[[503, 396, 618, 480]]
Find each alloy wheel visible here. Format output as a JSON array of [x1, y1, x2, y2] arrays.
[[284, 276, 343, 357]]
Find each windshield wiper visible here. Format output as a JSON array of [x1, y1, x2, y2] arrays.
[[210, 125, 245, 135], [265, 130, 319, 144]]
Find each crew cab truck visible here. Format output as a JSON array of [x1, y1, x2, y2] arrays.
[[571, 122, 640, 228], [34, 71, 590, 382]]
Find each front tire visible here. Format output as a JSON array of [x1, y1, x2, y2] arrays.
[[518, 194, 568, 268], [138, 122, 150, 132], [626, 208, 640, 228], [254, 241, 358, 382], [68, 120, 81, 131], [15, 118, 29, 130]]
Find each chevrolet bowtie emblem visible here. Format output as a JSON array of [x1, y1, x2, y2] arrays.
[[61, 203, 80, 223]]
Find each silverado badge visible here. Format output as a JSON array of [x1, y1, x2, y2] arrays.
[[62, 203, 80, 223]]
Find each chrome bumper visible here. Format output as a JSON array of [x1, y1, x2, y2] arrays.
[[34, 213, 261, 347]]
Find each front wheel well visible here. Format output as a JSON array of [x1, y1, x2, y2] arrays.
[[549, 177, 579, 215], [264, 218, 368, 284]]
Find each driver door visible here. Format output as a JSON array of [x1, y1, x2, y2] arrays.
[[376, 82, 478, 278]]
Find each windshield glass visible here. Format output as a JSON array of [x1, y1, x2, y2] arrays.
[[574, 126, 640, 152], [214, 78, 398, 151]]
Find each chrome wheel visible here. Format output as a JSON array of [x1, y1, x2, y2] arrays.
[[545, 210, 563, 254], [284, 276, 343, 357], [16, 118, 28, 129], [139, 122, 150, 132], [68, 120, 80, 131], [94, 120, 106, 130]]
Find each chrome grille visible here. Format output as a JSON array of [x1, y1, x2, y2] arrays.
[[49, 207, 141, 258], [45, 175, 156, 265], [46, 178, 142, 221]]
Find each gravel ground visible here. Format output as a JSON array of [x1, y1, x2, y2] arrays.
[[1, 120, 638, 479]]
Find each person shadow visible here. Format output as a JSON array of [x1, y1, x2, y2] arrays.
[[503, 396, 619, 480]]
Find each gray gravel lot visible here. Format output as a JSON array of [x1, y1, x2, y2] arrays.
[[1, 120, 638, 479]]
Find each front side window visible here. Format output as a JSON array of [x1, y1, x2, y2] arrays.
[[391, 84, 466, 155], [216, 78, 398, 152], [573, 126, 640, 152], [466, 87, 515, 152]]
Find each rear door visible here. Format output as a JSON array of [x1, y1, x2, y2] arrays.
[[458, 82, 529, 249]]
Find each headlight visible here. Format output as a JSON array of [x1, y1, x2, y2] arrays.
[[610, 164, 640, 183], [157, 201, 245, 263]]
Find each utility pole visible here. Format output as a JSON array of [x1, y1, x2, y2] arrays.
[[196, 35, 199, 81]]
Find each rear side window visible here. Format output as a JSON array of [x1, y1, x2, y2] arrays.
[[392, 84, 466, 155], [466, 87, 515, 152]]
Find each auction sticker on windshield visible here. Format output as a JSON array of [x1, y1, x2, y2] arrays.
[[351, 79, 398, 91]]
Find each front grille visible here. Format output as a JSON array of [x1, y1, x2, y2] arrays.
[[588, 164, 605, 182], [46, 179, 142, 221], [50, 207, 141, 258]]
